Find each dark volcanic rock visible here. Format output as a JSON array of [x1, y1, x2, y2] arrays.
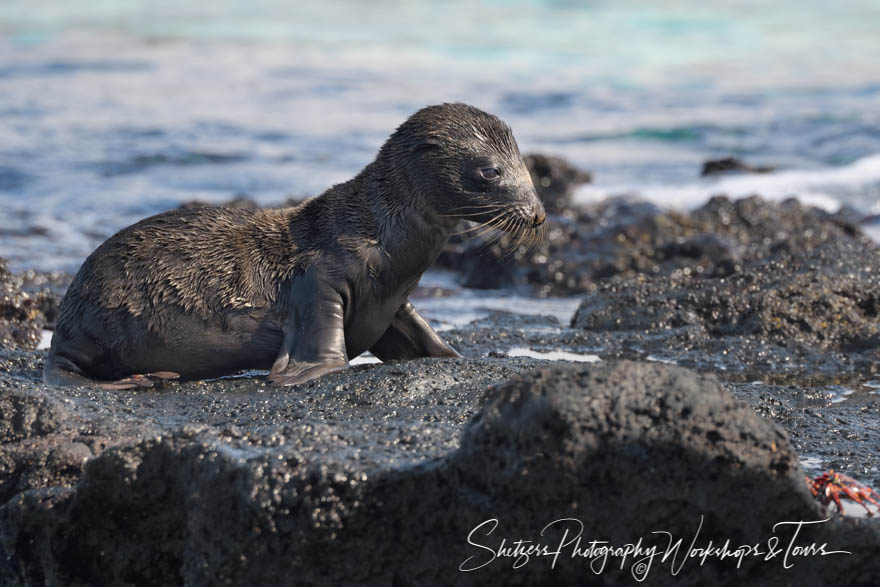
[[178, 195, 260, 210], [2, 359, 878, 585], [563, 207, 880, 389], [439, 195, 867, 296], [701, 156, 775, 176], [522, 152, 592, 214], [573, 240, 880, 353], [178, 195, 311, 211], [555, 197, 880, 484], [0, 259, 64, 350]]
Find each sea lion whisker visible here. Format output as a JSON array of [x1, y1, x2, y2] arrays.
[[501, 233, 525, 260], [468, 211, 512, 240], [440, 208, 504, 219], [502, 217, 523, 241], [505, 220, 531, 259], [524, 223, 538, 247], [526, 227, 544, 257], [501, 215, 519, 237], [451, 222, 492, 236], [473, 216, 512, 254], [496, 243, 518, 262], [528, 231, 541, 256], [472, 222, 504, 241], [453, 218, 500, 235], [444, 203, 507, 213], [476, 233, 505, 256], [450, 211, 508, 236], [487, 215, 515, 240], [527, 224, 541, 252], [449, 203, 502, 210], [482, 221, 511, 247], [539, 224, 549, 250], [490, 218, 519, 254]]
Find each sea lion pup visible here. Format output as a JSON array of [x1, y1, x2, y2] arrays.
[[44, 103, 546, 388]]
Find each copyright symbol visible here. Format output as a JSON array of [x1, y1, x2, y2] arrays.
[[634, 562, 648, 576]]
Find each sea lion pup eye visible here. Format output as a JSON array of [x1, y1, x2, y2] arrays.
[[44, 102, 544, 388], [479, 167, 500, 180]]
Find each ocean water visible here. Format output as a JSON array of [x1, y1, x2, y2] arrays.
[[1, 0, 879, 272]]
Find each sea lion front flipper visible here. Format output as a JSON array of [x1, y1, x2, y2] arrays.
[[369, 301, 462, 361], [268, 273, 349, 386], [97, 371, 181, 390], [267, 362, 348, 386]]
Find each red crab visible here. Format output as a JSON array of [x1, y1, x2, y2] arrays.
[[806, 470, 880, 516]]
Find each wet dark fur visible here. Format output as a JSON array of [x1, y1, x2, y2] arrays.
[[45, 103, 544, 385]]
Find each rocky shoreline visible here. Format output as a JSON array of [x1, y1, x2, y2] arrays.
[[2, 156, 879, 585]]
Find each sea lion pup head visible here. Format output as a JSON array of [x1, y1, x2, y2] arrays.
[[381, 102, 546, 249]]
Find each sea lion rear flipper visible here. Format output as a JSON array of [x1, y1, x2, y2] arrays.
[[98, 372, 181, 390], [268, 273, 349, 386], [43, 358, 106, 388], [43, 354, 179, 389], [369, 301, 462, 361]]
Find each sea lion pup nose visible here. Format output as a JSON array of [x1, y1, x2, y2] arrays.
[[44, 102, 545, 388]]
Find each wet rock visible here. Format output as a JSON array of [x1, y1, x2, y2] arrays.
[[0, 259, 62, 349], [178, 195, 310, 211], [451, 363, 879, 584], [440, 195, 867, 296], [411, 284, 459, 298], [278, 196, 309, 208], [729, 380, 880, 489], [467, 310, 560, 331], [4, 359, 876, 585], [16, 270, 70, 328], [178, 195, 260, 210], [557, 203, 880, 407], [563, 206, 880, 398], [0, 360, 159, 508], [701, 156, 775, 176], [572, 239, 880, 353], [0, 388, 63, 445], [522, 153, 592, 214]]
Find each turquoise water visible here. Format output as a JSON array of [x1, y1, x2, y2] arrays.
[[4, 1, 879, 87], [1, 1, 879, 271]]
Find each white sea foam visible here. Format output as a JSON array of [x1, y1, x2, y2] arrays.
[[413, 293, 583, 331], [350, 353, 382, 366], [575, 152, 880, 213], [37, 329, 53, 350], [506, 347, 601, 363], [827, 386, 857, 404], [646, 354, 678, 365]]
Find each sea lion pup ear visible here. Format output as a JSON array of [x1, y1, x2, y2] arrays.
[[410, 137, 443, 154]]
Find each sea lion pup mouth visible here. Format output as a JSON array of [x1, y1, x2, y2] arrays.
[[387, 102, 547, 254]]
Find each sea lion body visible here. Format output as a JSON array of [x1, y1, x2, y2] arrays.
[[45, 103, 545, 387]]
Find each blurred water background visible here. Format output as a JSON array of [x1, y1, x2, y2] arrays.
[[1, 0, 879, 272]]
